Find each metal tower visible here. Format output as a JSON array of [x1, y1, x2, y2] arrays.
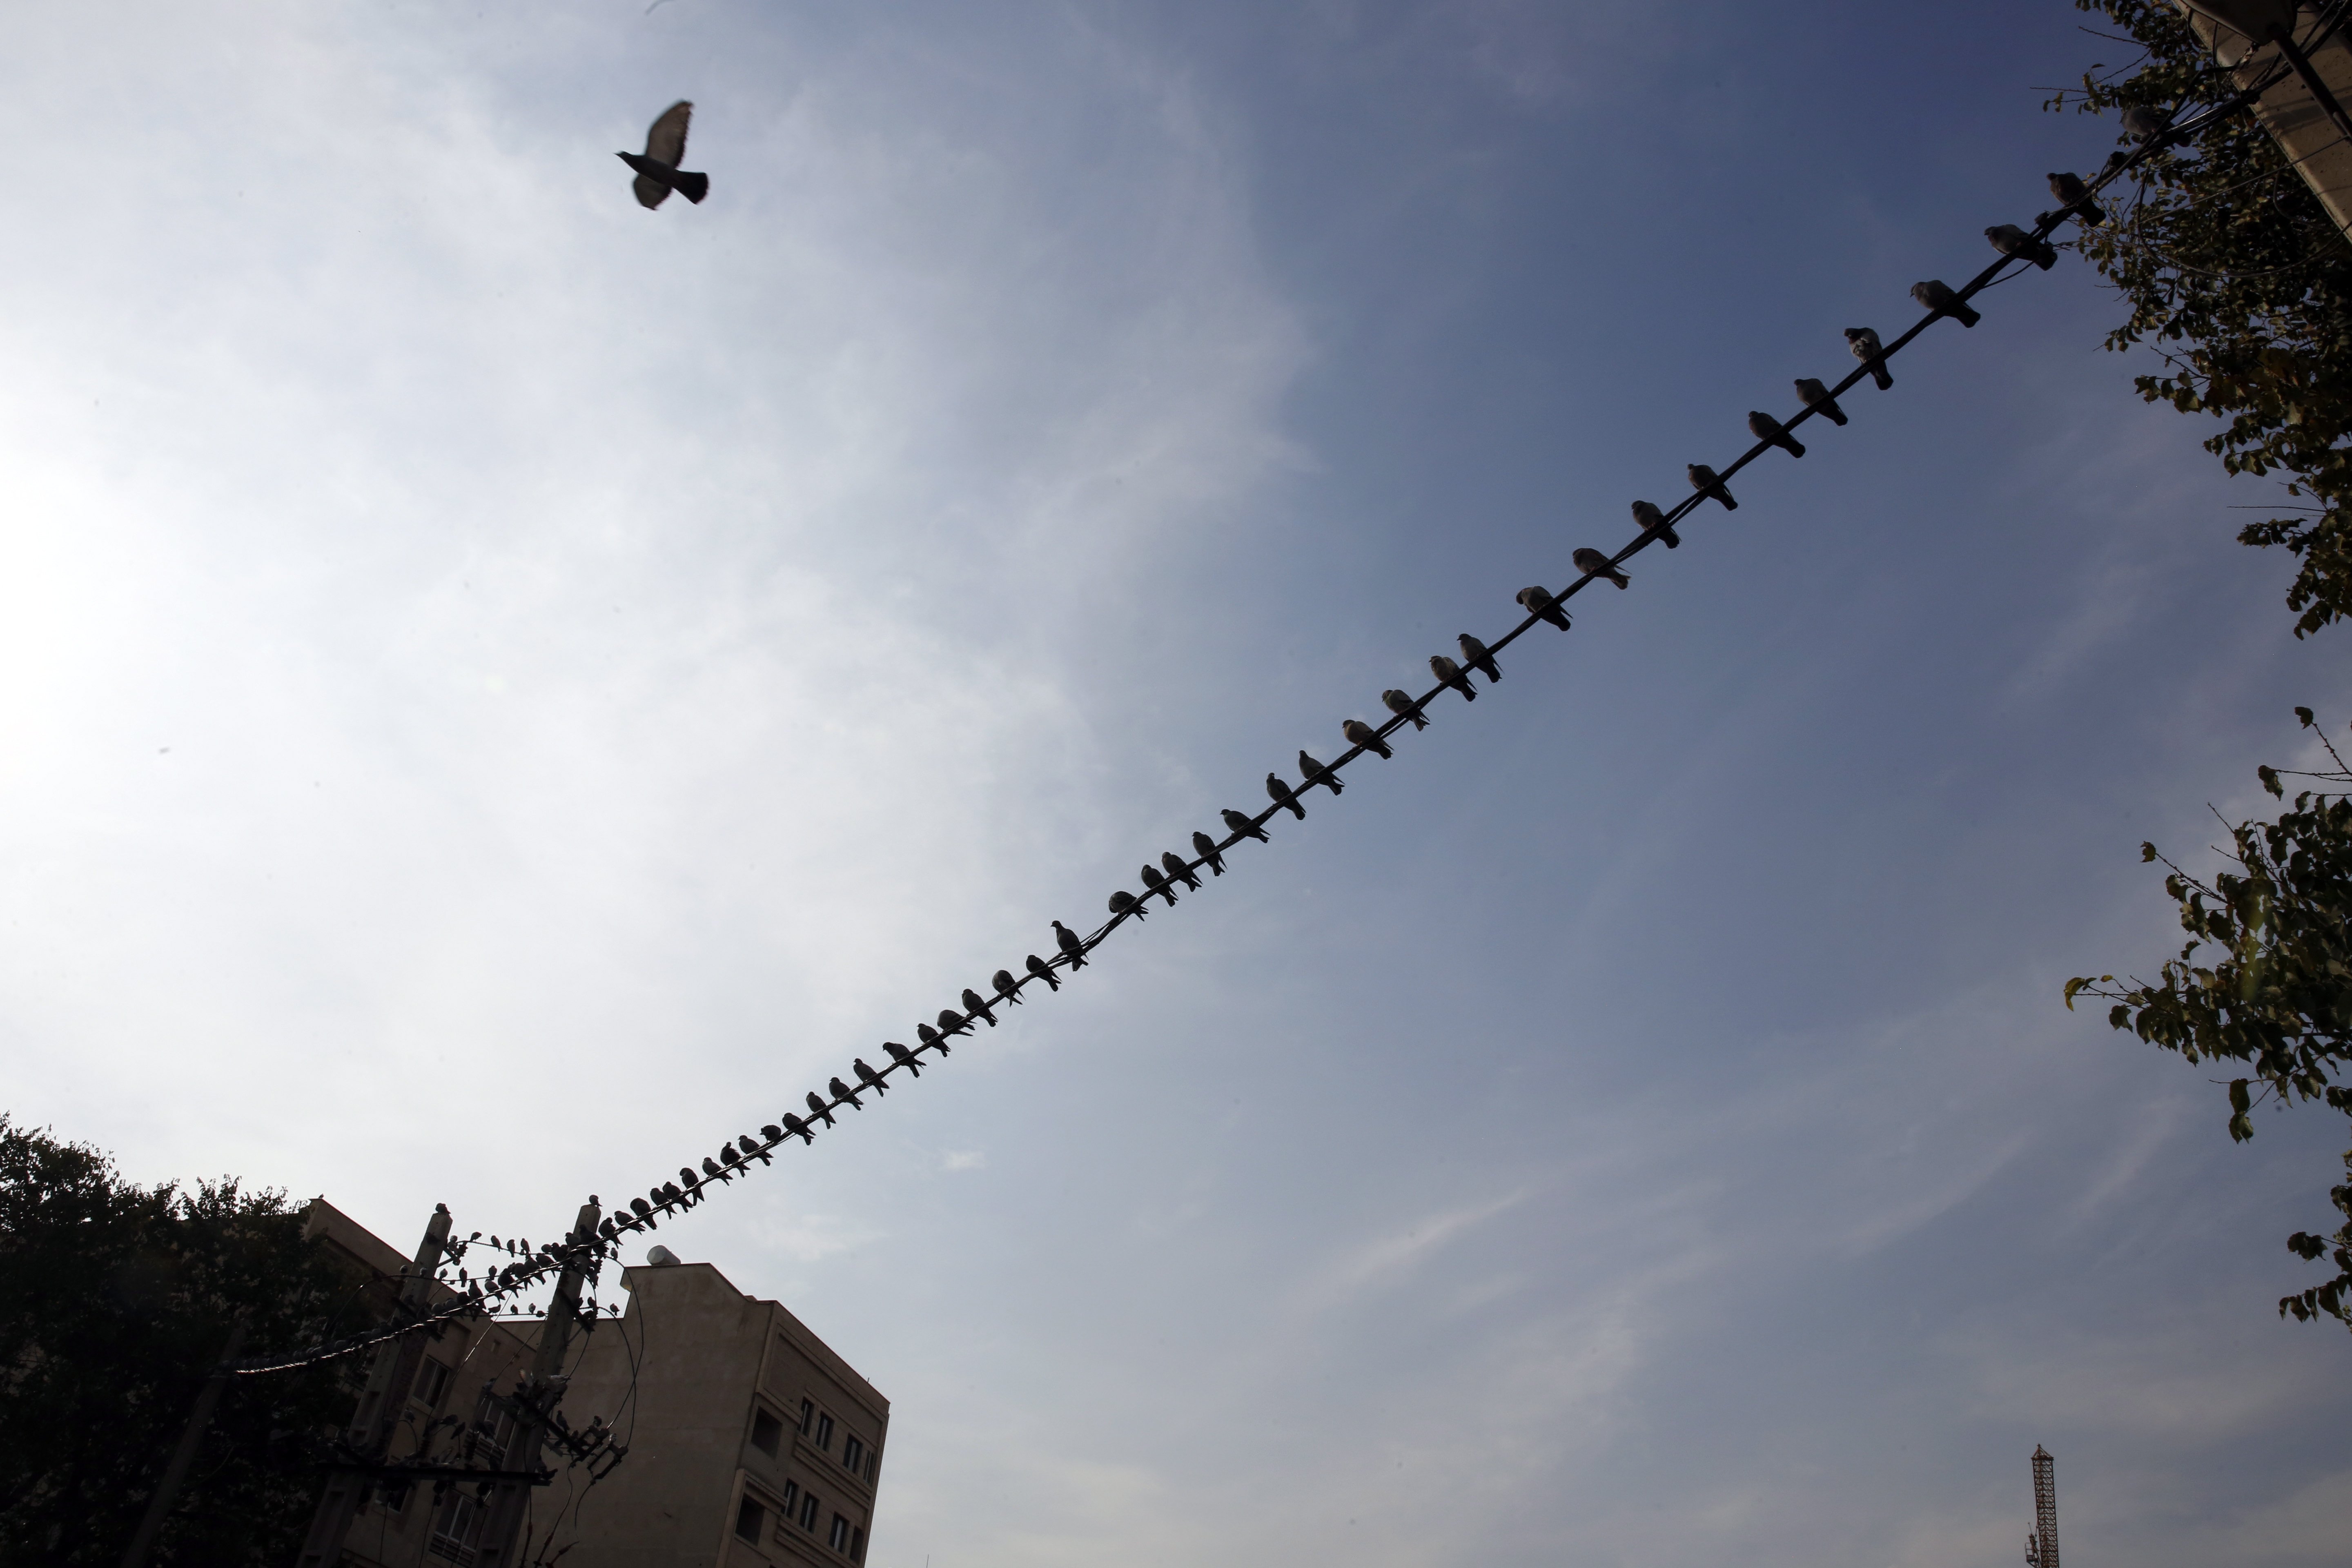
[[2022, 1445, 2059, 1568]]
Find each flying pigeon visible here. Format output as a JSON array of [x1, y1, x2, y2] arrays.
[[961, 988, 998, 1026], [804, 1092, 835, 1127], [2046, 171, 2106, 225], [1163, 849, 1203, 890], [1517, 585, 1570, 630], [916, 1022, 949, 1055], [1222, 807, 1271, 843], [936, 1008, 972, 1038], [1845, 327, 1893, 390], [854, 1058, 889, 1096], [1747, 410, 1805, 458], [1054, 919, 1089, 967], [1192, 830, 1227, 875], [1911, 279, 1981, 327], [1382, 689, 1429, 731], [1298, 750, 1345, 796], [619, 100, 710, 209], [1430, 653, 1477, 700], [883, 1042, 922, 1076], [1687, 464, 1739, 510], [1794, 378, 1848, 426], [1985, 224, 2057, 270], [1109, 889, 1146, 921], [827, 1076, 864, 1109], [1266, 773, 1307, 820], [992, 969, 1026, 1004], [781, 1113, 815, 1142], [1631, 499, 1680, 548], [1572, 548, 1629, 589], [1342, 718, 1393, 759], [1140, 863, 1178, 904], [1458, 633, 1501, 683], [2120, 104, 2171, 142], [1026, 953, 1061, 991]]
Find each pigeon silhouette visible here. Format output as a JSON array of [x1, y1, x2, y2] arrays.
[[992, 969, 1025, 1004], [1687, 464, 1738, 510], [1911, 279, 1981, 327], [805, 1092, 836, 1128], [916, 1022, 948, 1056], [1572, 548, 1629, 589], [1517, 586, 1570, 630], [2046, 171, 2106, 225], [1382, 689, 1429, 731], [702, 1156, 730, 1183], [2121, 105, 2171, 142], [1054, 919, 1089, 968], [1222, 807, 1271, 844], [1845, 327, 1893, 390], [961, 988, 997, 1026], [1989, 227, 2058, 272], [1108, 889, 1145, 922], [1342, 718, 1394, 759], [1026, 953, 1061, 991], [1631, 499, 1680, 548], [1266, 773, 1307, 820], [1794, 378, 1848, 426], [1163, 850, 1202, 891], [1299, 750, 1345, 795], [828, 1076, 864, 1109], [854, 1058, 889, 1096], [1458, 634, 1501, 683], [1430, 653, 1477, 700], [1747, 410, 1805, 458], [936, 1008, 972, 1038], [883, 1042, 922, 1076], [1140, 864, 1178, 905], [1192, 830, 1227, 875], [781, 1113, 815, 1142], [619, 100, 709, 208]]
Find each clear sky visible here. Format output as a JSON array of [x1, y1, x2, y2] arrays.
[[5, 2, 2350, 1564]]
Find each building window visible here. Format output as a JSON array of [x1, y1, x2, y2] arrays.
[[780, 1480, 800, 1512], [468, 1388, 516, 1467], [428, 1490, 484, 1565], [828, 1514, 851, 1552], [752, 1407, 783, 1456], [851, 1525, 866, 1561], [735, 1496, 766, 1544], [800, 1398, 815, 1434], [798, 1492, 821, 1531], [815, 1412, 835, 1450], [411, 1359, 451, 1410], [841, 1435, 864, 1472]]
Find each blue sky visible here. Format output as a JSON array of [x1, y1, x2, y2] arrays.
[[4, 2, 2351, 1564]]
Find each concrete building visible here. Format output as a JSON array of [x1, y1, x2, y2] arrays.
[[302, 1201, 888, 1568]]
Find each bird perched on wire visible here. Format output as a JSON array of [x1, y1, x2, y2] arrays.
[[1163, 849, 1202, 890], [702, 1156, 731, 1183], [961, 987, 998, 1026], [1342, 718, 1394, 758], [1430, 653, 1477, 701], [1266, 773, 1307, 820], [2121, 104, 2171, 142], [1109, 889, 1145, 921], [1140, 863, 1178, 905], [1222, 807, 1271, 843], [2046, 171, 2107, 224], [781, 1112, 815, 1142], [1911, 279, 1981, 327], [992, 969, 1025, 1004], [1985, 224, 2057, 270], [1053, 919, 1089, 967], [804, 1092, 836, 1128], [936, 1008, 972, 1038], [916, 1022, 949, 1055], [1845, 327, 1893, 390], [1747, 410, 1806, 458], [1688, 464, 1738, 510], [1299, 750, 1345, 796], [854, 1058, 889, 1096], [883, 1041, 922, 1076], [1794, 377, 1848, 426], [828, 1076, 864, 1109], [1572, 548, 1629, 589], [1192, 829, 1227, 875], [619, 100, 710, 209], [1458, 633, 1501, 683], [1026, 953, 1060, 991], [1517, 585, 1570, 630], [1631, 499, 1680, 548], [1382, 689, 1429, 731]]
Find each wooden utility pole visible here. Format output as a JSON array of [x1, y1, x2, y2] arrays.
[[292, 1202, 452, 1568], [474, 1196, 603, 1568]]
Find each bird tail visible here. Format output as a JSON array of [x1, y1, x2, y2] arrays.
[[2080, 199, 2107, 225], [1660, 526, 1681, 548], [1783, 436, 1806, 458], [1821, 407, 1849, 426], [1869, 366, 1893, 390], [1608, 570, 1630, 589], [1951, 300, 1982, 327], [672, 170, 710, 204]]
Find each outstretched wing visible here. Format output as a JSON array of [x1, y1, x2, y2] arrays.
[[642, 100, 692, 167], [633, 171, 669, 209]]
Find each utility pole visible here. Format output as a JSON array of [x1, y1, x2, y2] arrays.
[[116, 1319, 249, 1568], [475, 1196, 603, 1568], [2175, 2, 2352, 241], [293, 1203, 452, 1568], [2022, 1444, 2060, 1568]]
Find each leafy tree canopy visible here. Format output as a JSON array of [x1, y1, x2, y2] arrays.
[[0, 1116, 358, 1566]]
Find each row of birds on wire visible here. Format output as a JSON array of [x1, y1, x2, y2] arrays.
[[234, 91, 2234, 1374]]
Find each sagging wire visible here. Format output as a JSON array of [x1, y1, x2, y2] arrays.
[[225, 82, 2236, 1380]]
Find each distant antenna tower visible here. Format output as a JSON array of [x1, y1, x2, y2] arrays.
[[2022, 1445, 2059, 1568]]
